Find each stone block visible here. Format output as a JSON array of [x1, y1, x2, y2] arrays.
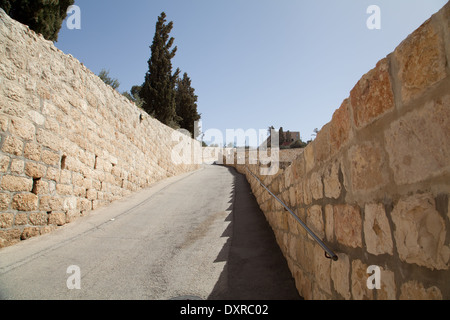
[[307, 205, 324, 240], [56, 184, 73, 196], [313, 124, 331, 164], [0, 192, 10, 210], [331, 253, 351, 300], [391, 193, 449, 270], [324, 204, 334, 242], [24, 143, 41, 161], [10, 118, 35, 141], [304, 145, 314, 173], [0, 229, 22, 248], [2, 135, 23, 156], [350, 58, 395, 128], [45, 167, 60, 182], [323, 160, 341, 199], [309, 172, 323, 201], [0, 154, 10, 172], [0, 212, 14, 228], [399, 281, 442, 300], [14, 213, 28, 226], [351, 259, 374, 300], [1, 175, 33, 192], [364, 203, 393, 255], [384, 95, 450, 185], [313, 243, 331, 295], [86, 189, 98, 201], [394, 18, 447, 104], [334, 204, 362, 248], [378, 268, 396, 300], [77, 198, 91, 212], [11, 193, 38, 211], [37, 128, 61, 152], [10, 159, 24, 174], [293, 267, 312, 301], [348, 141, 389, 193], [25, 161, 46, 179], [21, 227, 41, 240], [39, 196, 64, 211], [41, 150, 60, 166], [29, 212, 48, 226], [28, 110, 45, 126], [48, 212, 66, 226], [330, 99, 352, 154]]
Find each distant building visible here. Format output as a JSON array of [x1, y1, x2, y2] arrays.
[[261, 129, 301, 148]]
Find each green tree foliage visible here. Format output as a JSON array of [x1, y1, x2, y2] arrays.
[[98, 69, 120, 90], [123, 85, 144, 109], [0, 0, 74, 42], [140, 12, 180, 127], [175, 73, 201, 138]]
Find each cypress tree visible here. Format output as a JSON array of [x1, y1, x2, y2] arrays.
[[175, 72, 201, 138], [140, 12, 180, 127], [0, 0, 74, 42]]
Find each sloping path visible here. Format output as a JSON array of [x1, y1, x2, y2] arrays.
[[0, 165, 300, 300]]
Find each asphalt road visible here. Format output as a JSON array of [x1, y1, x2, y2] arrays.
[[0, 165, 301, 300]]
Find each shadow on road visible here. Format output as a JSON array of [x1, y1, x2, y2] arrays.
[[208, 166, 302, 300]]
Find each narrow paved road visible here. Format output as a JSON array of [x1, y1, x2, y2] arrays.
[[0, 165, 300, 300]]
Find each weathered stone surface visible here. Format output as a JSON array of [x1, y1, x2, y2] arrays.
[[313, 243, 331, 295], [392, 193, 449, 270], [0, 212, 14, 228], [394, 18, 447, 104], [48, 212, 66, 226], [41, 150, 60, 166], [0, 229, 21, 248], [29, 212, 48, 226], [25, 161, 46, 179], [364, 203, 393, 256], [334, 204, 362, 248], [384, 95, 450, 185], [309, 172, 323, 200], [350, 58, 395, 128], [10, 159, 24, 174], [330, 99, 352, 154], [0, 192, 10, 210], [0, 155, 10, 172], [1, 175, 33, 192], [2, 135, 23, 156], [323, 161, 341, 199], [351, 260, 374, 300], [39, 196, 64, 211], [10, 118, 35, 141], [399, 281, 442, 300], [307, 205, 324, 240], [21, 227, 41, 240], [313, 124, 331, 164], [12, 193, 38, 211], [348, 141, 388, 193], [331, 253, 351, 300], [378, 268, 396, 300], [324, 204, 334, 242], [24, 142, 41, 161], [303, 145, 314, 173]]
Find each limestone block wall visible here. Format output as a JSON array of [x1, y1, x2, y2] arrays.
[[232, 3, 450, 299], [0, 10, 201, 248]]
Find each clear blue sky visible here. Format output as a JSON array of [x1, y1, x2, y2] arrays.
[[56, 0, 448, 146]]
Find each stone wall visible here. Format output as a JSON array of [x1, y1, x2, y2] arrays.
[[0, 9, 201, 248], [231, 3, 450, 299]]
